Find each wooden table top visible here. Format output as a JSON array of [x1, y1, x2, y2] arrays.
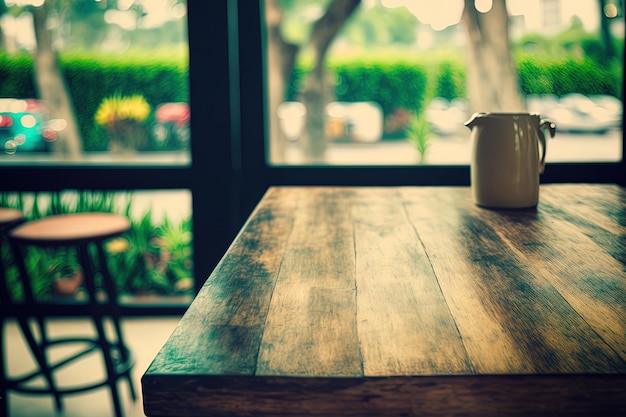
[[143, 184, 625, 417]]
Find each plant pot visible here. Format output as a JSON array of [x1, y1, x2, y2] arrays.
[[54, 267, 83, 296]]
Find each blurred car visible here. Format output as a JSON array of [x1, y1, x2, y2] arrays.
[[527, 93, 622, 134], [0, 98, 54, 154], [325, 101, 384, 143], [152, 102, 190, 150], [425, 97, 469, 136]]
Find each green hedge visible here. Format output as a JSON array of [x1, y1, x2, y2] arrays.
[[0, 52, 188, 151], [0, 52, 621, 150], [333, 61, 429, 115], [287, 54, 621, 117], [0, 54, 37, 98], [516, 55, 622, 97]]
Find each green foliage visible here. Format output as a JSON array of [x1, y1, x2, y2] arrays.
[[333, 61, 429, 115], [0, 51, 188, 151], [0, 53, 37, 98], [1, 47, 622, 149], [0, 191, 118, 300], [516, 54, 622, 98], [405, 113, 432, 163], [61, 52, 189, 151], [107, 210, 193, 295], [342, 3, 418, 46], [286, 53, 620, 126], [434, 61, 466, 101], [0, 191, 194, 300], [513, 16, 623, 68]]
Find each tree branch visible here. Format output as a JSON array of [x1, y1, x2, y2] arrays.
[[308, 0, 361, 64]]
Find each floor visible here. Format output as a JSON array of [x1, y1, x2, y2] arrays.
[[3, 316, 182, 417]]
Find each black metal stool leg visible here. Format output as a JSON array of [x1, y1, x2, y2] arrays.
[[11, 241, 64, 413], [79, 244, 125, 417], [96, 243, 137, 402], [16, 316, 64, 412], [33, 316, 65, 412], [111, 314, 137, 402]]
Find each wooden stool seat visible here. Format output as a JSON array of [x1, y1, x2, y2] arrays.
[[5, 212, 136, 417], [0, 208, 24, 230], [10, 212, 130, 244]]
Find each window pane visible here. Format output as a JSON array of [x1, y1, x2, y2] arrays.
[[0, 189, 194, 306], [265, 0, 623, 166], [0, 0, 189, 166]]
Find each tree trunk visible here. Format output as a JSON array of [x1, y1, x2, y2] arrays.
[[598, 0, 616, 63], [32, 1, 82, 160], [299, 0, 360, 163], [461, 0, 524, 114], [265, 0, 299, 164]]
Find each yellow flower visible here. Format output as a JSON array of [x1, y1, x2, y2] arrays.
[[106, 237, 129, 254], [95, 94, 151, 127]]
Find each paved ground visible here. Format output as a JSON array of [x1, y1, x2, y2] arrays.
[[5, 317, 181, 417]]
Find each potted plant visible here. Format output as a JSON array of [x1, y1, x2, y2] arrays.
[[48, 256, 84, 297], [94, 94, 151, 155], [405, 113, 432, 164]]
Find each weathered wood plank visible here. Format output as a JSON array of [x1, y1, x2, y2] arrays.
[[256, 188, 361, 377], [540, 184, 626, 266], [351, 187, 473, 376], [401, 186, 625, 374], [474, 200, 626, 364], [144, 187, 297, 375]]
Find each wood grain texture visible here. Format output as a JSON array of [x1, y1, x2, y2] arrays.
[[144, 187, 297, 375], [352, 187, 473, 376], [143, 185, 626, 417], [256, 188, 361, 377], [401, 186, 626, 374]]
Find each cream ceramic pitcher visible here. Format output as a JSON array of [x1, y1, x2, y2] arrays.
[[465, 113, 556, 208]]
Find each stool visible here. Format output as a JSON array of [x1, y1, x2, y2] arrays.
[[0, 207, 25, 415], [5, 212, 136, 417]]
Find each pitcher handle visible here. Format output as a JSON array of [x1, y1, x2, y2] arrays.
[[538, 119, 556, 174]]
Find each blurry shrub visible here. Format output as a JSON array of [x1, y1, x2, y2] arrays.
[[63, 53, 188, 151], [0, 191, 193, 300], [405, 113, 432, 163], [1, 50, 621, 148], [516, 54, 622, 98], [284, 54, 620, 129], [0, 52, 188, 151], [0, 54, 37, 98], [290, 60, 429, 117], [435, 60, 466, 101]]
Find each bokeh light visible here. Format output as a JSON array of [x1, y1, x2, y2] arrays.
[[475, 0, 493, 13], [4, 140, 17, 155], [20, 114, 37, 129], [604, 4, 618, 18]]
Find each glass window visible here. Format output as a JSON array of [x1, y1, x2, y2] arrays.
[[0, 0, 189, 166], [264, 0, 623, 166], [0, 189, 193, 306], [0, 1, 196, 308]]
